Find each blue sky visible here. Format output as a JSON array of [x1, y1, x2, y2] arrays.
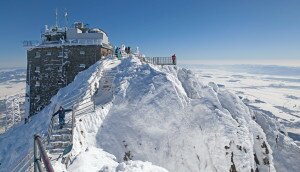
[[0, 0, 300, 67]]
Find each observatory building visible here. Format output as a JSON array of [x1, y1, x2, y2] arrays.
[[25, 22, 113, 117]]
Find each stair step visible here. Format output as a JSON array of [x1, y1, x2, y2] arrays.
[[49, 141, 71, 148], [47, 144, 66, 150], [51, 134, 72, 140], [50, 137, 71, 142], [48, 148, 65, 154], [51, 129, 72, 135], [52, 124, 72, 130]]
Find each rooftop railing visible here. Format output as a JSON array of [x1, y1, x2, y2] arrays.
[[23, 39, 113, 49]]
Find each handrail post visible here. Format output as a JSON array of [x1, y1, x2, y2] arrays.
[[34, 135, 43, 172], [33, 136, 39, 172], [71, 104, 76, 145]]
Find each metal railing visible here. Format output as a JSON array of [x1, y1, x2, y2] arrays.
[[11, 149, 34, 172], [24, 39, 113, 50], [33, 135, 54, 172], [143, 57, 177, 65]]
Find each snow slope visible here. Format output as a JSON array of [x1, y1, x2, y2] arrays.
[[1, 56, 300, 172], [193, 67, 300, 145], [96, 57, 277, 172]]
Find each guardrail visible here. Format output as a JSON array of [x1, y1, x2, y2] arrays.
[[33, 134, 54, 172], [11, 149, 34, 172], [24, 39, 113, 50], [143, 57, 176, 65]]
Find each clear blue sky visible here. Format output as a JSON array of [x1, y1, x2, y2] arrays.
[[0, 0, 300, 67]]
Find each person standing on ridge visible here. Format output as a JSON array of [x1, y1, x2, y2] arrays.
[[115, 47, 118, 57], [172, 54, 176, 65], [52, 106, 72, 129]]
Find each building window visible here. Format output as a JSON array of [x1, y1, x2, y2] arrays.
[[64, 52, 68, 58], [35, 67, 40, 73], [46, 51, 52, 56], [35, 52, 40, 58], [79, 64, 86, 68], [35, 81, 40, 87], [80, 51, 85, 55], [57, 66, 62, 72], [58, 52, 63, 57], [35, 95, 40, 101]]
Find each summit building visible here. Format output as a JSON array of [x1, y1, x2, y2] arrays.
[[24, 22, 113, 117]]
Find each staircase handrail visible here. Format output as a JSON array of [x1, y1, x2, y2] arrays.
[[33, 134, 54, 172]]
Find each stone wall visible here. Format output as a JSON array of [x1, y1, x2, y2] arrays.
[[26, 45, 112, 116]]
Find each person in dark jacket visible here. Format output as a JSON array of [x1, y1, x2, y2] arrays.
[[172, 54, 176, 65], [52, 106, 72, 129]]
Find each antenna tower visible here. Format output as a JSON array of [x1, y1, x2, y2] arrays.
[[64, 9, 69, 30], [55, 8, 59, 28]]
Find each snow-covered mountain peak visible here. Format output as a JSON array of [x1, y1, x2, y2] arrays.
[[96, 56, 276, 172], [1, 55, 300, 172]]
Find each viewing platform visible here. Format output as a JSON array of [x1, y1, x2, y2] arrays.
[[143, 57, 177, 65]]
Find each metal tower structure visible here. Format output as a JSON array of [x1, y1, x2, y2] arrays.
[[4, 94, 22, 131]]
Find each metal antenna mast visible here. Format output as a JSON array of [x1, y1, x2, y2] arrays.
[[55, 8, 59, 28], [64, 9, 69, 30], [5, 95, 21, 131]]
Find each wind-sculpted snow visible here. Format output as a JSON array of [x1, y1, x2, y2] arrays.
[[2, 56, 300, 172], [96, 57, 280, 171], [254, 110, 300, 172]]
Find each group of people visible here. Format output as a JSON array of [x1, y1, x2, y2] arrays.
[[114, 45, 132, 59]]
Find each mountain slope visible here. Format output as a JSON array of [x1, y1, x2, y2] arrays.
[[1, 56, 300, 172], [95, 57, 279, 171]]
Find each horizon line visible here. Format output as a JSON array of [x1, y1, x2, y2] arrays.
[[178, 59, 300, 67]]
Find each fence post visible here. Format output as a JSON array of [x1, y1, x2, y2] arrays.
[[33, 137, 38, 172]]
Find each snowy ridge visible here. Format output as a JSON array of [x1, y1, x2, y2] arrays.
[[254, 110, 300, 172], [1, 55, 300, 172], [96, 57, 275, 171]]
